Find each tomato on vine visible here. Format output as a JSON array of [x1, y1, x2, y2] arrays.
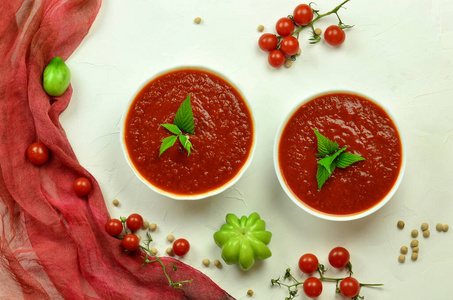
[[339, 277, 361, 298], [324, 25, 346, 46], [328, 246, 350, 268], [293, 4, 313, 26], [299, 253, 319, 274], [105, 219, 123, 236], [27, 142, 50, 165], [173, 238, 190, 256], [276, 17, 295, 37], [122, 234, 140, 251], [280, 36, 300, 56], [126, 213, 143, 232], [268, 50, 286, 68], [73, 177, 92, 196], [303, 277, 323, 298], [258, 33, 278, 51]]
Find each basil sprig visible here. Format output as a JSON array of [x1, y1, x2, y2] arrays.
[[313, 129, 365, 190], [159, 94, 194, 156]]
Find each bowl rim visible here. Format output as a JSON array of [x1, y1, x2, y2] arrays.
[[120, 65, 256, 200], [273, 90, 406, 221]]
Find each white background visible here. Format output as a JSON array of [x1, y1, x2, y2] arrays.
[[64, 0, 453, 299]]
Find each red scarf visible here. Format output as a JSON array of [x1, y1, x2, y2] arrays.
[[0, 1, 233, 299]]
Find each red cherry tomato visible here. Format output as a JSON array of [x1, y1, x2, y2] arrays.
[[105, 219, 123, 236], [328, 247, 350, 268], [276, 17, 295, 37], [324, 25, 346, 46], [303, 277, 323, 298], [126, 213, 143, 232], [293, 4, 314, 26], [27, 142, 50, 165], [122, 234, 140, 251], [258, 33, 278, 52], [280, 36, 300, 56], [339, 277, 361, 298], [299, 253, 319, 274], [173, 238, 190, 256], [73, 177, 92, 196], [268, 50, 286, 68]]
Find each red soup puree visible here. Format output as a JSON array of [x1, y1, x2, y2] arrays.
[[124, 68, 254, 196], [278, 92, 403, 216]]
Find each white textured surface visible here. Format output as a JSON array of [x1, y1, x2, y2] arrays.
[[64, 0, 453, 299]]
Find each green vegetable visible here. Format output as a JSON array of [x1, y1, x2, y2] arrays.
[[42, 57, 71, 96], [213, 212, 272, 271], [313, 128, 365, 190], [159, 94, 194, 156]]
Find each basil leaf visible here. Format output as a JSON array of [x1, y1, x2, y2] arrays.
[[178, 134, 193, 156], [336, 152, 365, 168], [159, 135, 178, 157], [313, 129, 339, 157], [316, 161, 336, 190], [161, 123, 181, 135], [174, 94, 194, 134], [317, 147, 347, 174]]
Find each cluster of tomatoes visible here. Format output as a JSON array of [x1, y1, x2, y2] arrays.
[[298, 247, 362, 298], [258, 3, 347, 68], [27, 142, 92, 196], [105, 213, 190, 256]]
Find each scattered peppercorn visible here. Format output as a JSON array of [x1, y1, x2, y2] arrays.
[[194, 17, 201, 24], [411, 253, 418, 261], [398, 255, 405, 263], [412, 247, 419, 253], [167, 234, 175, 243], [166, 247, 174, 256], [151, 248, 158, 255], [436, 223, 443, 232], [400, 246, 408, 254], [411, 229, 418, 238], [284, 60, 292, 68], [314, 28, 322, 35], [247, 289, 254, 296], [421, 223, 429, 231], [410, 239, 419, 248], [213, 259, 222, 268], [142, 221, 149, 230], [257, 25, 264, 32], [202, 258, 210, 267], [149, 223, 157, 232], [137, 234, 141, 241], [297, 48, 302, 55], [443, 224, 449, 232], [397, 220, 405, 229], [423, 230, 430, 238], [112, 199, 119, 206]]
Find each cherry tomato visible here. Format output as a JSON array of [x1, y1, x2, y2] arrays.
[[27, 142, 50, 165], [126, 213, 143, 232], [173, 238, 190, 256], [122, 233, 140, 251], [105, 219, 123, 236], [276, 17, 295, 37], [299, 253, 319, 274], [293, 4, 313, 26], [268, 50, 286, 68], [303, 277, 323, 298], [339, 277, 360, 298], [73, 177, 92, 196], [258, 33, 278, 52], [280, 36, 299, 56], [324, 25, 346, 46], [328, 246, 350, 268]]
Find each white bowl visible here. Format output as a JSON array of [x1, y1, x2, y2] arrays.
[[273, 90, 406, 221], [120, 66, 255, 200]]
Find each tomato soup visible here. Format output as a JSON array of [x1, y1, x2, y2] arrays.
[[278, 92, 403, 216], [124, 68, 254, 196]]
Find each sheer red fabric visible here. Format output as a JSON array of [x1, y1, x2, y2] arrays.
[[0, 1, 233, 299]]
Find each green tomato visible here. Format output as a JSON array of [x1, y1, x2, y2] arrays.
[[42, 57, 71, 96], [213, 212, 272, 271]]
